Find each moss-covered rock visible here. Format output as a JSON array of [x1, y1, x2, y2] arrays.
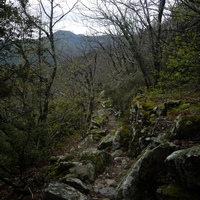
[[139, 100, 156, 111], [165, 145, 200, 190], [49, 154, 75, 165], [45, 182, 91, 200], [90, 114, 108, 129], [98, 133, 115, 150], [80, 148, 112, 174], [171, 115, 200, 139], [90, 129, 107, 136], [113, 143, 176, 200], [69, 162, 95, 182], [89, 129, 108, 141]]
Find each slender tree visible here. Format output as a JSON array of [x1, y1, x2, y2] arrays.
[[20, 0, 79, 122]]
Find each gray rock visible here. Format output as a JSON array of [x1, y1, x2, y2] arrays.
[[92, 178, 116, 197], [152, 104, 167, 116], [111, 149, 123, 158], [98, 133, 115, 150], [152, 100, 181, 117], [98, 128, 124, 151], [69, 162, 95, 182], [45, 182, 91, 200], [60, 177, 90, 194], [105, 179, 117, 186], [99, 186, 115, 196], [113, 143, 175, 200], [112, 128, 122, 150], [165, 145, 200, 189]]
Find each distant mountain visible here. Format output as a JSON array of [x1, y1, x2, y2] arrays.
[[53, 30, 112, 59], [0, 30, 113, 65]]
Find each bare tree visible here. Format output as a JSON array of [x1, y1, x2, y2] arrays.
[[81, 0, 169, 87], [19, 0, 79, 122], [53, 43, 99, 134]]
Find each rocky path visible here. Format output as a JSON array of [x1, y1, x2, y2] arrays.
[[82, 102, 134, 199], [45, 93, 200, 200], [45, 97, 135, 200]]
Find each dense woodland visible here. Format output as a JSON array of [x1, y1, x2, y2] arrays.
[[0, 0, 200, 199]]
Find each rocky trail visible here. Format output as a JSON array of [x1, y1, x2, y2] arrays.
[[87, 109, 134, 200], [70, 101, 134, 200], [45, 94, 200, 200], [45, 96, 135, 200]]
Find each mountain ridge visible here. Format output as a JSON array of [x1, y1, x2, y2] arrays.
[[53, 30, 112, 58]]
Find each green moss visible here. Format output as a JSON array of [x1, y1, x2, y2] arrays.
[[81, 151, 112, 174], [167, 101, 185, 115], [92, 133, 101, 141], [190, 102, 200, 112], [179, 103, 190, 110], [157, 183, 197, 200], [104, 98, 113, 108], [90, 129, 107, 136], [92, 114, 108, 126], [176, 115, 200, 139], [140, 100, 156, 111], [45, 171, 57, 181], [132, 94, 145, 102], [89, 154, 105, 173], [132, 99, 157, 124], [49, 156, 58, 164], [54, 162, 75, 176], [110, 129, 116, 136], [119, 126, 132, 148], [140, 109, 149, 120], [149, 118, 156, 126]]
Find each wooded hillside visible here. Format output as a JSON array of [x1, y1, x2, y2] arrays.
[[0, 0, 200, 199]]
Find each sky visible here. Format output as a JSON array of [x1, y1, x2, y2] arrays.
[[11, 0, 176, 35], [27, 0, 94, 35]]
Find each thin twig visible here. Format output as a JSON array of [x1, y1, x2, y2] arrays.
[[28, 187, 34, 199]]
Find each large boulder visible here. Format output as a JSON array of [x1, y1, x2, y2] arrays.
[[165, 145, 200, 189], [113, 143, 176, 200], [45, 182, 91, 200], [171, 115, 200, 140]]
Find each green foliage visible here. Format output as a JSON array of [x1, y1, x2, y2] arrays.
[[159, 1, 200, 91], [160, 30, 200, 90]]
